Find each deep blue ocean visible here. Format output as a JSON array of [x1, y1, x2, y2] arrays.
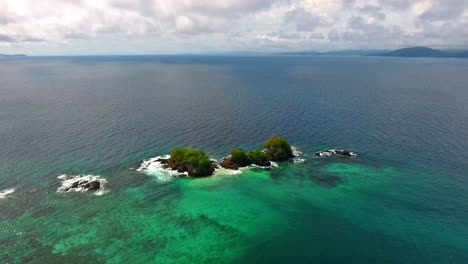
[[1, 55, 468, 263]]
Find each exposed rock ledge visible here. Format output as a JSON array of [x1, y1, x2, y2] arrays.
[[314, 149, 357, 157], [57, 174, 107, 194], [156, 156, 218, 178]]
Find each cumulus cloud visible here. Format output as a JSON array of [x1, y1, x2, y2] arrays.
[[0, 0, 466, 54]]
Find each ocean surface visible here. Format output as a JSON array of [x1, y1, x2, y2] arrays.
[[1, 55, 468, 263]]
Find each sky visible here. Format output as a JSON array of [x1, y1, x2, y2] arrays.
[[0, 0, 467, 55]]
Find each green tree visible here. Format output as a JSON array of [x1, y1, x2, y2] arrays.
[[264, 136, 294, 162], [169, 148, 214, 177], [248, 149, 271, 166], [230, 148, 251, 167]]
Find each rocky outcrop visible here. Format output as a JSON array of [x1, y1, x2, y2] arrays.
[[156, 155, 217, 178], [57, 174, 107, 194], [139, 137, 304, 179], [220, 158, 242, 170], [314, 149, 356, 157]]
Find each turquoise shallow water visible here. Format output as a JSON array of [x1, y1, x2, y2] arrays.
[[1, 56, 468, 263]]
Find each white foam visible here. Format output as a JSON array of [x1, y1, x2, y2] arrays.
[[214, 167, 243, 175], [315, 150, 335, 157], [291, 146, 307, 163], [249, 164, 271, 169], [291, 146, 303, 156], [137, 155, 187, 182], [0, 188, 15, 199], [315, 149, 357, 157], [57, 174, 108, 195], [293, 157, 307, 163], [269, 161, 279, 168]]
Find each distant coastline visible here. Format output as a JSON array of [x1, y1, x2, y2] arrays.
[[0, 54, 27, 58], [277, 47, 468, 59], [3, 47, 468, 59]]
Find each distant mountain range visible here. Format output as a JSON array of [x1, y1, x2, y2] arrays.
[[376, 47, 468, 58], [277, 50, 389, 56], [278, 47, 468, 58], [2, 47, 468, 58]]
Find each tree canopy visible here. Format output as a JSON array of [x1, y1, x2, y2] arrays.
[[264, 136, 294, 162], [169, 147, 214, 177], [248, 149, 271, 167], [230, 148, 252, 167]]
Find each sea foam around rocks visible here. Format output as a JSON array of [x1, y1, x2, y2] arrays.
[[314, 149, 357, 157], [292, 146, 307, 164], [0, 188, 15, 199], [57, 174, 108, 195], [137, 155, 187, 182], [214, 167, 243, 175], [139, 147, 306, 180]]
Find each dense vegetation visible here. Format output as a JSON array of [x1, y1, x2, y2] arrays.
[[230, 148, 252, 167], [165, 136, 294, 175], [168, 148, 215, 177], [221, 148, 251, 170], [248, 149, 271, 167], [264, 136, 294, 162], [220, 136, 292, 169]]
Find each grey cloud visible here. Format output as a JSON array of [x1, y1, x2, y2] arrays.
[[328, 29, 340, 42], [21, 37, 46, 42], [284, 7, 328, 31], [185, 0, 290, 16], [64, 32, 92, 40], [347, 16, 376, 31], [0, 16, 15, 25], [0, 34, 16, 43], [359, 5, 386, 20], [94, 24, 127, 34], [414, 20, 468, 43], [267, 31, 302, 39], [1, 0, 468, 53], [111, 0, 289, 18], [309, 32, 325, 40], [342, 15, 400, 46], [174, 15, 217, 35], [419, 0, 467, 22], [343, 0, 412, 10], [382, 0, 412, 10], [111, 0, 160, 17], [0, 34, 46, 43], [0, 4, 18, 25]]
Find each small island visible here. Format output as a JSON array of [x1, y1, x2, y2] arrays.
[[152, 136, 296, 177], [221, 148, 271, 169], [158, 148, 217, 177], [263, 136, 295, 162], [221, 136, 294, 169]]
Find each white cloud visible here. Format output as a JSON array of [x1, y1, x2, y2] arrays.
[[0, 0, 466, 54]]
